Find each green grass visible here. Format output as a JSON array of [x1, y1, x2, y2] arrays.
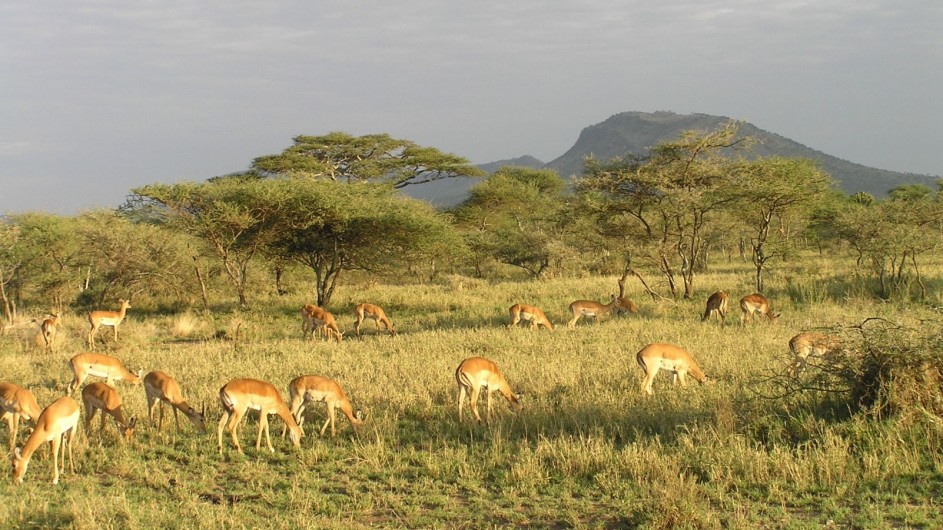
[[1, 257, 942, 528]]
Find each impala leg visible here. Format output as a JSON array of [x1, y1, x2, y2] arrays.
[[10, 413, 19, 451], [173, 406, 181, 433], [65, 427, 75, 474], [486, 388, 494, 423], [50, 436, 61, 485], [216, 411, 229, 453], [3, 412, 14, 451], [457, 387, 467, 421], [319, 412, 331, 437], [469, 385, 482, 423]]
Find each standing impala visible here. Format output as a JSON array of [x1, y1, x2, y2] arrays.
[[81, 382, 137, 442], [67, 352, 143, 395], [701, 291, 729, 326], [286, 375, 364, 437], [353, 303, 396, 337], [636, 343, 708, 396], [0, 382, 42, 451], [789, 332, 842, 376], [217, 378, 303, 454], [300, 304, 343, 343], [143, 371, 206, 434], [39, 313, 60, 351], [567, 295, 621, 328], [507, 303, 554, 331], [455, 357, 523, 423], [739, 293, 779, 324], [12, 396, 80, 485], [87, 299, 131, 347]]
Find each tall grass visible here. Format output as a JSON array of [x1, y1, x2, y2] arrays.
[[0, 255, 941, 528]]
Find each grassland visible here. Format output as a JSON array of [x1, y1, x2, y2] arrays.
[[1, 256, 942, 529]]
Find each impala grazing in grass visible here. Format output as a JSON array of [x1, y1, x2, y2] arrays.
[[38, 313, 60, 351], [286, 375, 364, 437], [87, 299, 131, 347], [636, 343, 708, 396], [353, 303, 396, 337], [67, 352, 142, 395], [12, 396, 80, 485], [566, 295, 622, 328], [217, 378, 302, 454], [143, 371, 206, 434], [788, 332, 842, 376], [81, 382, 137, 443], [300, 304, 343, 343], [0, 382, 42, 451], [739, 293, 779, 324], [507, 303, 554, 331], [701, 291, 729, 326], [455, 357, 522, 423]]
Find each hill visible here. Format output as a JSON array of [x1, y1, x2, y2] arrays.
[[405, 111, 938, 207]]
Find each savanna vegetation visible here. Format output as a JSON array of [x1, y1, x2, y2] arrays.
[[1, 123, 942, 528]]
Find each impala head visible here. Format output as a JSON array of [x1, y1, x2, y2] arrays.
[[120, 417, 138, 442], [353, 409, 366, 427], [189, 403, 207, 432], [11, 448, 27, 485], [510, 392, 524, 412]]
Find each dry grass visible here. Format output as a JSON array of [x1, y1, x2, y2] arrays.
[[0, 255, 941, 528]]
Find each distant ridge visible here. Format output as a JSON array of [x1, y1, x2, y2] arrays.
[[404, 111, 938, 207]]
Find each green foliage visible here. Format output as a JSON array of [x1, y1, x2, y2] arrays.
[[252, 132, 485, 188]]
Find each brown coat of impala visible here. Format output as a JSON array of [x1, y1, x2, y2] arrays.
[[507, 303, 554, 331], [739, 293, 779, 324], [353, 303, 396, 337], [67, 352, 142, 395], [566, 295, 622, 328], [87, 299, 131, 347], [12, 396, 80, 485], [701, 291, 729, 326], [286, 375, 364, 437], [0, 382, 43, 451], [788, 332, 842, 376], [300, 304, 343, 343], [82, 382, 137, 443], [143, 371, 206, 434], [455, 357, 522, 423], [217, 378, 303, 454], [636, 343, 708, 396]]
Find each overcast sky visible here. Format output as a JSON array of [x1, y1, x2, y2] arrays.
[[2, 1, 941, 214]]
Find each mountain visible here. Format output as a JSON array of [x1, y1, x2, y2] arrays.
[[405, 111, 939, 207]]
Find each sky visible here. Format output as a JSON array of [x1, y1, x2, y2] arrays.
[[1, 0, 941, 214]]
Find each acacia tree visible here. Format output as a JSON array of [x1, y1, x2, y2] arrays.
[[452, 167, 567, 278], [577, 122, 747, 299], [130, 176, 287, 306], [266, 179, 463, 306], [734, 157, 834, 292], [252, 132, 485, 188]]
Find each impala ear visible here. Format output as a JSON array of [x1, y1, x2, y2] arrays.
[[13, 447, 22, 459], [355, 409, 366, 421]]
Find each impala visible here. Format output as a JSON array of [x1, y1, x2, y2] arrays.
[[636, 343, 708, 396], [39, 313, 60, 351], [217, 378, 303, 454], [353, 303, 396, 337], [87, 299, 131, 347], [701, 291, 729, 326], [0, 382, 42, 451], [789, 332, 842, 376], [300, 304, 343, 343], [507, 303, 554, 331], [81, 382, 136, 442], [566, 294, 622, 328], [143, 371, 206, 433], [286, 375, 364, 437], [67, 352, 143, 395], [455, 356, 522, 423], [12, 396, 80, 485], [739, 293, 779, 324]]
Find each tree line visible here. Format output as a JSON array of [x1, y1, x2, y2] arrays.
[[2, 123, 940, 323]]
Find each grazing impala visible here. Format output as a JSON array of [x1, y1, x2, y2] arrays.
[[0, 382, 42, 451], [12, 396, 80, 485], [701, 291, 729, 326], [636, 343, 708, 396], [143, 371, 206, 433], [300, 304, 343, 343], [217, 378, 302, 454], [567, 295, 622, 328], [789, 332, 842, 376], [39, 313, 60, 351], [455, 357, 522, 423], [87, 299, 131, 347], [507, 303, 554, 331], [739, 293, 779, 324], [81, 382, 137, 442], [67, 352, 143, 395], [286, 375, 364, 437], [353, 303, 396, 337]]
